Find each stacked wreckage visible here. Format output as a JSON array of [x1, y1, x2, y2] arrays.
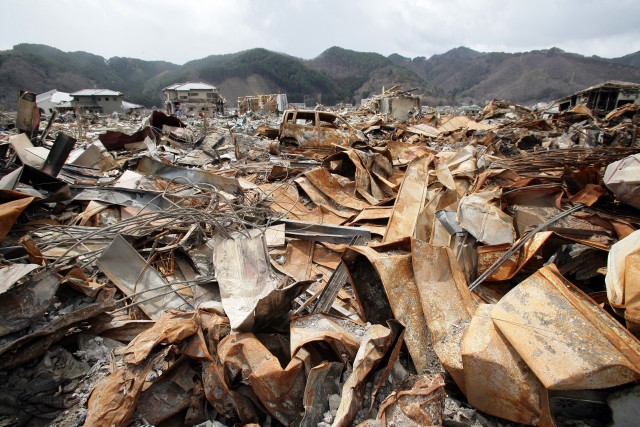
[[1, 84, 640, 427]]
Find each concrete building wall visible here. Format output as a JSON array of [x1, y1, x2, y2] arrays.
[[380, 97, 422, 122], [73, 95, 124, 113]]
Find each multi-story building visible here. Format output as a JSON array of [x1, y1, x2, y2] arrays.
[[70, 89, 124, 113], [163, 82, 222, 115]]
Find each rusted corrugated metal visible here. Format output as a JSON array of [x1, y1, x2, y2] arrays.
[[491, 264, 640, 390], [411, 240, 475, 394], [343, 239, 441, 375], [383, 154, 434, 243]]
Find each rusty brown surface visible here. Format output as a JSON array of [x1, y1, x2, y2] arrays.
[[383, 154, 433, 243], [377, 374, 445, 427], [261, 183, 346, 225], [18, 234, 44, 265], [344, 239, 440, 375], [218, 332, 311, 426], [290, 313, 364, 364], [492, 264, 640, 390], [569, 183, 606, 206], [277, 239, 315, 281], [135, 363, 194, 425], [0, 195, 35, 242], [321, 149, 396, 204], [305, 167, 371, 211], [295, 176, 359, 219], [84, 346, 172, 427], [200, 311, 255, 422], [312, 243, 342, 270], [462, 304, 542, 425], [122, 311, 198, 365], [368, 328, 406, 416], [477, 231, 553, 281], [332, 322, 399, 427], [411, 240, 475, 394], [279, 110, 364, 149]]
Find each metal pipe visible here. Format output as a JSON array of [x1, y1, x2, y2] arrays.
[[468, 203, 584, 292]]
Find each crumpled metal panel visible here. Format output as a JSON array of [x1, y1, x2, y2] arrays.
[[136, 156, 243, 196], [604, 153, 640, 209], [290, 314, 364, 364], [212, 229, 281, 331], [332, 322, 400, 427], [218, 332, 311, 426], [135, 366, 194, 425], [200, 311, 259, 423], [411, 240, 475, 394], [491, 264, 640, 390], [0, 193, 36, 242], [300, 361, 343, 427], [304, 168, 371, 210], [295, 175, 359, 219], [377, 374, 446, 427], [0, 268, 58, 337], [383, 154, 433, 243], [322, 149, 395, 204], [84, 346, 171, 427], [96, 234, 192, 319], [0, 263, 40, 294], [462, 304, 542, 425], [606, 228, 640, 309], [456, 190, 516, 245], [477, 231, 553, 282], [121, 311, 197, 365], [0, 286, 116, 369], [344, 239, 440, 375]]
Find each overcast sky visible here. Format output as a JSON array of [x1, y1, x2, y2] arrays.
[[3, 0, 640, 64]]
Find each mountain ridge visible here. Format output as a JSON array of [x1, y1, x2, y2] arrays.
[[1, 43, 639, 109]]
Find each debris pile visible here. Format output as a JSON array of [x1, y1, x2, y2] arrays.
[[0, 85, 640, 427]]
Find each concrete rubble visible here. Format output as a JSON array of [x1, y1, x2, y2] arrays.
[[0, 82, 639, 427]]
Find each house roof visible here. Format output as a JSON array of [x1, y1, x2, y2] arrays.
[[163, 82, 218, 91], [554, 80, 640, 104], [70, 89, 123, 96], [36, 89, 57, 102], [122, 101, 144, 110]]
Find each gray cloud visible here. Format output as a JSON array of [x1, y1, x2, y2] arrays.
[[2, 0, 639, 64]]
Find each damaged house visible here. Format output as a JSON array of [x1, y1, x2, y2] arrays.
[[163, 82, 223, 115], [71, 89, 124, 114], [36, 89, 73, 114], [237, 93, 288, 114], [556, 80, 640, 115]]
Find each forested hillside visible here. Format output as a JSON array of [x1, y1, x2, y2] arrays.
[[1, 43, 640, 109]]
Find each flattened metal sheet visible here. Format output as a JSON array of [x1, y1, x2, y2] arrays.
[[383, 154, 433, 242], [491, 264, 640, 390], [96, 234, 192, 319]]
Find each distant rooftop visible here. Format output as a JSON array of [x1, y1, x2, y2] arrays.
[[71, 89, 122, 96], [577, 80, 640, 93], [36, 89, 73, 104], [163, 82, 218, 91]]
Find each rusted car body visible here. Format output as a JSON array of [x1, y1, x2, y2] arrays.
[[278, 109, 367, 151]]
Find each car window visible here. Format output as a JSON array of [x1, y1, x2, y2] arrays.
[[318, 113, 339, 128], [285, 112, 294, 123], [295, 112, 316, 126]]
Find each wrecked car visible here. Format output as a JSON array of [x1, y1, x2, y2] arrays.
[[278, 109, 367, 151]]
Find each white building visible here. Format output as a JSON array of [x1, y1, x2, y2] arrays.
[[163, 82, 221, 115], [36, 89, 73, 114]]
